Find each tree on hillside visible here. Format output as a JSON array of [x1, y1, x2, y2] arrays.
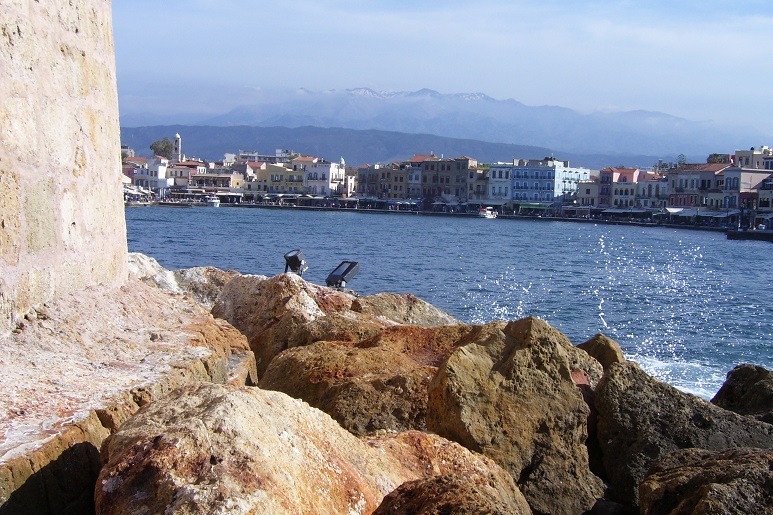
[[150, 137, 173, 159], [707, 153, 729, 164], [677, 154, 687, 167]]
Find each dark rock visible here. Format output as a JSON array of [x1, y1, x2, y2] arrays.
[[595, 362, 773, 509], [711, 364, 773, 424], [639, 447, 773, 515]]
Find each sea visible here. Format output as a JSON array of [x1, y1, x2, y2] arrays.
[[125, 205, 773, 399]]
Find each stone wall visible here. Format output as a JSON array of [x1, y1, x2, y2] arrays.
[[0, 1, 127, 334]]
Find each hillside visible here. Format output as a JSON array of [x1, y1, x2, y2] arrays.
[[120, 125, 665, 170]]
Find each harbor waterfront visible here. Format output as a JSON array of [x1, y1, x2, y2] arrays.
[[126, 205, 773, 399]]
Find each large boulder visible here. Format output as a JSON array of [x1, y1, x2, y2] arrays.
[[260, 324, 473, 435], [595, 362, 773, 509], [212, 273, 459, 375], [639, 447, 773, 515], [426, 317, 604, 515], [0, 280, 257, 512], [96, 383, 526, 515], [711, 364, 773, 424]]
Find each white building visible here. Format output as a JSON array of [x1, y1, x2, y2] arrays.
[[490, 158, 591, 211], [133, 156, 172, 195], [299, 157, 346, 196]]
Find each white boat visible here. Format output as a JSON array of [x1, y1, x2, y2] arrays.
[[204, 196, 221, 207], [479, 206, 497, 219]]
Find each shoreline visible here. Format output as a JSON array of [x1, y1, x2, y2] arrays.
[[133, 201, 733, 234]]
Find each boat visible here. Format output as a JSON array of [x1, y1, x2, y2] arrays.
[[205, 196, 221, 207], [479, 206, 498, 219]]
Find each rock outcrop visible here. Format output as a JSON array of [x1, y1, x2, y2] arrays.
[[426, 317, 605, 515], [639, 448, 773, 515], [96, 382, 528, 515], [711, 363, 773, 424], [212, 273, 459, 375], [595, 361, 773, 509], [0, 281, 257, 512], [259, 324, 472, 435]]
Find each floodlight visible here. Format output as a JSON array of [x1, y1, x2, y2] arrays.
[[284, 249, 308, 276], [325, 261, 359, 289]]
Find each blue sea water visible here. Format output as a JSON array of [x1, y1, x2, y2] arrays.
[[125, 206, 773, 399]]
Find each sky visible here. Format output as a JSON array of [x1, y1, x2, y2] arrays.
[[112, 1, 773, 132]]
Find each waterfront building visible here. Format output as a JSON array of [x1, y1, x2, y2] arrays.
[[635, 172, 669, 209], [720, 167, 773, 210], [356, 164, 381, 197], [188, 168, 245, 202], [132, 155, 172, 196], [599, 167, 639, 208], [488, 162, 511, 210], [467, 168, 488, 202], [301, 157, 346, 196], [238, 149, 293, 165], [419, 156, 476, 204], [576, 178, 599, 209], [667, 163, 730, 208], [381, 164, 408, 200], [491, 158, 591, 213], [733, 146, 772, 169]]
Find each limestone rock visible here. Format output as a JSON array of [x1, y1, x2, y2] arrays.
[[352, 292, 460, 327], [426, 317, 605, 515], [373, 474, 532, 515], [639, 447, 773, 515], [128, 252, 245, 309], [96, 383, 526, 515], [0, 280, 257, 511], [212, 273, 459, 376], [578, 333, 626, 372], [260, 325, 469, 435], [711, 364, 773, 424], [595, 361, 773, 509], [260, 341, 434, 435]]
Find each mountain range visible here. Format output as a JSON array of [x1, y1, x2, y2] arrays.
[[120, 87, 772, 167]]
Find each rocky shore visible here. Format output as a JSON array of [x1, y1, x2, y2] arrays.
[[2, 254, 772, 514]]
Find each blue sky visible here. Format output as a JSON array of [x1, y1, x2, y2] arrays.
[[112, 1, 773, 132]]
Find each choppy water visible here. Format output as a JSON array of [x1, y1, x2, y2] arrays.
[[126, 206, 773, 398]]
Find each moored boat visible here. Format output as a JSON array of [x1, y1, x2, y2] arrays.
[[479, 206, 497, 219]]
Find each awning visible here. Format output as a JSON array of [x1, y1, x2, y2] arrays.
[[518, 202, 551, 209]]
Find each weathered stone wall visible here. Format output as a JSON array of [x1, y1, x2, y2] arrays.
[[0, 1, 127, 334]]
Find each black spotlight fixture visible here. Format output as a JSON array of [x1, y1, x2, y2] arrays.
[[325, 261, 359, 289], [284, 249, 308, 276]]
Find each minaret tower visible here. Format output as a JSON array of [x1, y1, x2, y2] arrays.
[[173, 133, 182, 163]]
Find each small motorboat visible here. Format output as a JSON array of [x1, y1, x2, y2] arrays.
[[479, 206, 497, 219], [205, 196, 221, 207]]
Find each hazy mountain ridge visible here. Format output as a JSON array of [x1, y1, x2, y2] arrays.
[[120, 125, 665, 170], [191, 88, 768, 157]]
